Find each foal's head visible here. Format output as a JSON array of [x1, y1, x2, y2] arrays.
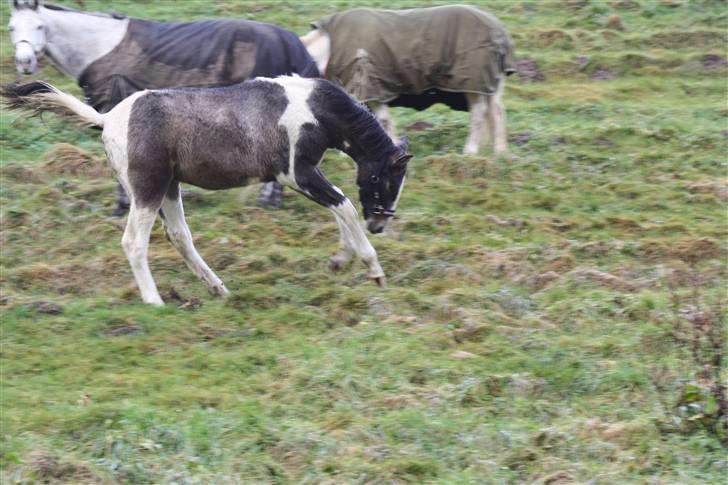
[[9, 0, 47, 75], [357, 136, 412, 234]]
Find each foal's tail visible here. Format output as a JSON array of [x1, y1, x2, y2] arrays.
[[0, 81, 104, 129]]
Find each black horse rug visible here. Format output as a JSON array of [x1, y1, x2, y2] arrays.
[[77, 16, 318, 212], [79, 18, 319, 112], [312, 5, 515, 111]]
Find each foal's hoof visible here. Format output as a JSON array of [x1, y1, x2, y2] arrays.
[[258, 198, 284, 210], [208, 284, 229, 298], [111, 205, 129, 218], [329, 256, 350, 272], [370, 275, 387, 288]]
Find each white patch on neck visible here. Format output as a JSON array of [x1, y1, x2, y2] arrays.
[[40, 6, 129, 80], [270, 77, 317, 189]]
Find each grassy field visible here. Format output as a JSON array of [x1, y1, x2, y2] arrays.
[[1, 0, 726, 483]]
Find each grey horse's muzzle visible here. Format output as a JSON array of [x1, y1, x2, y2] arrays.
[[15, 41, 38, 75]]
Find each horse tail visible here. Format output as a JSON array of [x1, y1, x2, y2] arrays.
[[1, 81, 104, 128]]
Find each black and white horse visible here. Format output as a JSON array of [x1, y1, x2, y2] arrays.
[[8, 0, 318, 213], [2, 77, 411, 305]]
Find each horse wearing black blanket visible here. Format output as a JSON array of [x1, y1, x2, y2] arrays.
[[8, 0, 318, 214], [2, 78, 411, 305]]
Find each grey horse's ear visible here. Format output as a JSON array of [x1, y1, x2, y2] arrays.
[[12, 0, 41, 9]]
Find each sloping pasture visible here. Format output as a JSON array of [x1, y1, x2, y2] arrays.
[[1, 1, 726, 482]]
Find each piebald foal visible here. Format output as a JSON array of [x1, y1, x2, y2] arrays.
[[2, 77, 411, 305]]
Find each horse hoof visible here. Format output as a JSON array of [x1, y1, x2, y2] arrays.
[[208, 284, 229, 298], [370, 275, 387, 288], [111, 205, 129, 218], [259, 199, 284, 210], [329, 257, 345, 272]]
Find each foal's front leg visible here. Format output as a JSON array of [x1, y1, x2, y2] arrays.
[[295, 168, 385, 284], [329, 213, 356, 271]]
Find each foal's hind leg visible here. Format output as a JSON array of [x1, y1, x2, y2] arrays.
[[160, 184, 229, 297], [122, 204, 163, 305]]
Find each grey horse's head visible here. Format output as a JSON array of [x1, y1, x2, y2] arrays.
[[9, 0, 46, 75]]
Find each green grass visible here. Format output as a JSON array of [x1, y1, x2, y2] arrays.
[[1, 0, 726, 483]]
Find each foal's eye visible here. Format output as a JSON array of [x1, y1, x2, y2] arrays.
[[8, 26, 14, 32], [36, 25, 43, 30]]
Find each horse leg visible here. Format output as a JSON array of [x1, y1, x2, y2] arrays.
[[122, 203, 163, 305], [482, 98, 493, 148], [463, 93, 488, 155], [258, 181, 284, 209], [160, 184, 229, 297], [331, 199, 385, 283], [112, 183, 131, 217], [489, 78, 508, 154], [118, 138, 176, 304], [369, 102, 397, 141], [294, 167, 385, 284], [329, 213, 356, 271]]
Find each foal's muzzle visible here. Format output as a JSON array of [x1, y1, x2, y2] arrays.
[[366, 214, 391, 234]]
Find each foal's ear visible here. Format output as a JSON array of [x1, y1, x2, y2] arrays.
[[12, 0, 41, 9], [392, 136, 412, 166], [392, 152, 412, 167]]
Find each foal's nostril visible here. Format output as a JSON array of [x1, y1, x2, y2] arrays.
[[367, 223, 384, 234]]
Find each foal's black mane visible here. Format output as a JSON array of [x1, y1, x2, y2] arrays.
[[318, 81, 396, 160], [42, 3, 127, 20]]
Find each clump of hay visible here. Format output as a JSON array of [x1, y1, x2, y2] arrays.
[[42, 143, 108, 178]]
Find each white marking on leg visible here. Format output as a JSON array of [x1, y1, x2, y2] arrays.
[[489, 78, 508, 154], [161, 195, 229, 297], [464, 93, 487, 155], [122, 206, 163, 305], [482, 98, 493, 147], [329, 213, 356, 270], [330, 198, 384, 279], [270, 77, 317, 189]]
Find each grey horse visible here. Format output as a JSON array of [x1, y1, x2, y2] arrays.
[[8, 0, 317, 214]]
